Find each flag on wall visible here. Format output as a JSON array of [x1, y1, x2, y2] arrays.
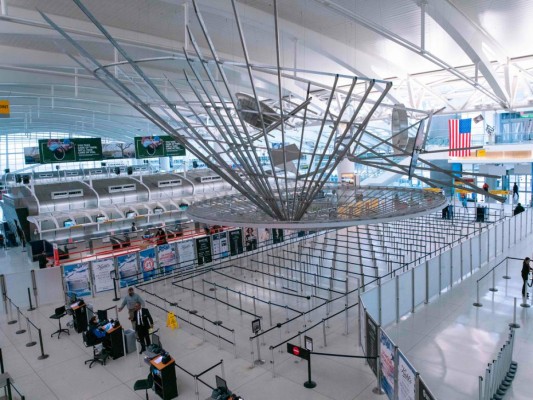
[[449, 118, 472, 157]]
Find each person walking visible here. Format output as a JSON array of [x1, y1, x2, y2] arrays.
[[513, 183, 519, 201], [521, 257, 532, 298], [118, 287, 145, 330], [134, 301, 153, 354]]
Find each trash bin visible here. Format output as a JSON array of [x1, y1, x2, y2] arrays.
[[124, 328, 137, 354]]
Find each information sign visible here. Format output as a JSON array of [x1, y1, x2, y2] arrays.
[[38, 138, 103, 163]]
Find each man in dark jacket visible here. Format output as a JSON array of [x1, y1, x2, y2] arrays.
[[514, 203, 525, 216], [134, 302, 154, 353]]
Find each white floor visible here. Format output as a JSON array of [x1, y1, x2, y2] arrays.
[[0, 233, 531, 400]]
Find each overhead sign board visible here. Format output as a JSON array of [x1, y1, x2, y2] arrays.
[[0, 100, 9, 118], [134, 135, 186, 159], [38, 138, 103, 163]]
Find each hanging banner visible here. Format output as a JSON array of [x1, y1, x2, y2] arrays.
[[139, 247, 157, 281], [0, 99, 10, 118], [229, 229, 244, 255], [91, 258, 115, 293], [117, 253, 139, 287], [398, 351, 416, 400], [244, 227, 258, 251], [158, 243, 177, 274], [259, 228, 271, 247], [134, 135, 186, 158], [380, 330, 396, 400], [176, 239, 195, 270], [63, 262, 91, 297], [38, 138, 103, 163], [212, 231, 229, 259], [195, 236, 212, 265], [102, 142, 136, 159]]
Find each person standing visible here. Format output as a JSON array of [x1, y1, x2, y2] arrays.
[[118, 287, 145, 330], [514, 203, 525, 216], [521, 257, 532, 298], [482, 182, 489, 192], [134, 302, 153, 353], [513, 183, 519, 200]]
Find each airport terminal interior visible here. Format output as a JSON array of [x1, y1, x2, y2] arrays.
[[1, 1, 533, 399]]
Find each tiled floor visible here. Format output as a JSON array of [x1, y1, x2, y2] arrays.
[[0, 231, 531, 399]]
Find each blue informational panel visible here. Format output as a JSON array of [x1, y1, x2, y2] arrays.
[[158, 243, 177, 274], [139, 247, 157, 281], [63, 262, 91, 297], [117, 253, 138, 288]]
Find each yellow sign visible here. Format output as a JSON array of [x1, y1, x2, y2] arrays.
[[166, 312, 179, 330], [476, 149, 486, 157], [0, 100, 9, 118]]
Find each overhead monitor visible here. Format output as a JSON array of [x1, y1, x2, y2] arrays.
[[64, 219, 76, 228], [126, 211, 136, 219], [96, 215, 107, 223], [153, 207, 164, 215]]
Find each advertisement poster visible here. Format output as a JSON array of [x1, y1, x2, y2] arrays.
[[63, 262, 91, 297], [117, 253, 138, 288], [134, 135, 186, 159], [176, 239, 195, 270], [158, 243, 177, 274], [380, 330, 395, 400], [259, 228, 271, 247], [398, 351, 416, 400], [366, 315, 378, 375], [229, 229, 244, 255], [139, 247, 157, 281], [38, 138, 103, 163], [212, 231, 229, 259], [24, 147, 40, 164], [244, 227, 258, 251], [195, 236, 213, 265], [91, 258, 115, 293], [272, 228, 284, 244], [102, 142, 135, 159]]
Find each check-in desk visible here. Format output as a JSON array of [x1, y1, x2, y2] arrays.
[[107, 324, 125, 360], [150, 356, 178, 399], [70, 302, 87, 333]]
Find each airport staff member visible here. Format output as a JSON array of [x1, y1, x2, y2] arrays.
[[118, 287, 145, 329], [134, 301, 153, 354]]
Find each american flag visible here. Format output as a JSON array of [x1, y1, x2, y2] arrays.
[[449, 118, 472, 157]]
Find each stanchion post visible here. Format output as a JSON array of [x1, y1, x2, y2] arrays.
[[30, 270, 38, 309], [27, 288, 35, 311], [7, 298, 16, 325], [510, 298, 521, 328], [37, 328, 49, 359], [0, 274, 7, 314], [503, 258, 511, 279], [271, 347, 276, 378], [25, 318, 36, 347], [322, 318, 327, 347], [489, 269, 498, 292], [16, 307, 26, 334], [112, 272, 120, 302], [473, 281, 483, 307], [239, 292, 242, 315]]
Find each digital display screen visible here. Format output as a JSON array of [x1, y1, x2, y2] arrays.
[[153, 207, 163, 214], [126, 211, 136, 218], [96, 215, 107, 223], [64, 219, 76, 228]]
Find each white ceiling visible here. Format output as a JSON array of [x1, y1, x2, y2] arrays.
[[1, 0, 533, 140]]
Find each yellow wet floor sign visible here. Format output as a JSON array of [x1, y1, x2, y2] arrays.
[[166, 312, 178, 330]]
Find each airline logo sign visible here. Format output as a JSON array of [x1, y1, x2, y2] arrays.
[[0, 100, 9, 118]]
